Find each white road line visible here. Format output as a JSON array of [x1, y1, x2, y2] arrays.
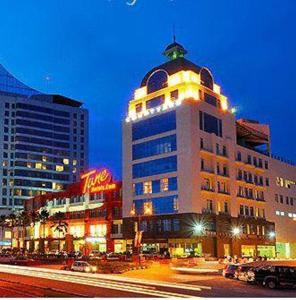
[[0, 265, 199, 298]]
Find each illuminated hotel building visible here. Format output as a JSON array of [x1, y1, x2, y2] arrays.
[[20, 168, 123, 253], [122, 41, 295, 258], [0, 64, 88, 214]]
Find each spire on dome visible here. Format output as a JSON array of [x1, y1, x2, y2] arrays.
[[163, 38, 187, 60]]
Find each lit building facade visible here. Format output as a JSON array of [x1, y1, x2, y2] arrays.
[[0, 64, 88, 214], [121, 42, 293, 258], [18, 168, 124, 253]]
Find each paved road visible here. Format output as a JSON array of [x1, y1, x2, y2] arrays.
[[0, 264, 208, 297]]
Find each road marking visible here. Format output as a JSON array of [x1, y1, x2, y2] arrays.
[[0, 264, 200, 298]]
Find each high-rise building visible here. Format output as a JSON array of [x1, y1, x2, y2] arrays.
[[122, 41, 296, 258], [0, 64, 88, 214]]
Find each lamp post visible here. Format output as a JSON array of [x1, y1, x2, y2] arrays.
[[131, 202, 152, 266]]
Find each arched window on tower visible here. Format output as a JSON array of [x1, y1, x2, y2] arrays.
[[147, 70, 168, 94], [200, 68, 214, 90]]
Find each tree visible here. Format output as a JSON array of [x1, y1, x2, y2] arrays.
[[15, 211, 30, 250], [39, 209, 50, 239], [50, 212, 68, 251], [0, 215, 7, 245]]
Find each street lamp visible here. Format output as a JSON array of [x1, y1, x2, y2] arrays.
[[268, 231, 276, 239], [232, 226, 241, 236], [194, 223, 204, 235]]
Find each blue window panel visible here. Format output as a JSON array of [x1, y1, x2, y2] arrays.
[[146, 95, 165, 109], [152, 180, 160, 193], [134, 182, 143, 196], [133, 195, 178, 215], [168, 177, 178, 191], [132, 111, 176, 141], [204, 93, 217, 107], [132, 156, 177, 179], [199, 111, 223, 138], [132, 134, 177, 160]]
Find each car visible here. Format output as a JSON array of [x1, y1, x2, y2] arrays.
[[71, 261, 97, 273], [0, 254, 13, 263], [10, 256, 35, 266], [235, 265, 253, 281], [106, 252, 121, 261], [247, 265, 296, 289], [89, 250, 101, 257], [222, 264, 240, 278]]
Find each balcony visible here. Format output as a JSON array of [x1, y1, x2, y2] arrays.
[[217, 189, 230, 195], [201, 186, 215, 192], [202, 208, 215, 215], [200, 167, 215, 174]]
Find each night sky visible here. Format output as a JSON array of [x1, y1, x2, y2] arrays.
[[0, 0, 295, 179]]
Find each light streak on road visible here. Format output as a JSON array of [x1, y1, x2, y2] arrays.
[[0, 264, 208, 298]]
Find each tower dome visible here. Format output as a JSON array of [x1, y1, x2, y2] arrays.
[[163, 38, 188, 60]]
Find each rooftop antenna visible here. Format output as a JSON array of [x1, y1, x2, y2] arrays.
[[173, 23, 176, 43]]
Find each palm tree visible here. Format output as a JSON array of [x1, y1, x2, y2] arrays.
[[50, 212, 68, 251], [0, 215, 7, 245], [39, 208, 49, 239], [15, 211, 29, 250]]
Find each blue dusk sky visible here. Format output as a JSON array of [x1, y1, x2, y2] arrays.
[[0, 0, 295, 179]]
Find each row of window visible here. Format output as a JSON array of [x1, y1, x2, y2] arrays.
[[237, 170, 269, 186], [16, 110, 70, 125], [237, 186, 265, 201], [13, 169, 69, 181], [201, 159, 229, 176], [139, 218, 180, 233], [239, 205, 266, 218], [236, 152, 269, 169], [15, 102, 70, 118], [15, 119, 70, 133], [275, 194, 294, 206], [133, 177, 178, 196], [132, 134, 177, 160], [15, 135, 70, 149], [132, 155, 177, 179], [15, 144, 70, 156], [133, 195, 178, 215], [132, 110, 176, 141], [15, 127, 69, 141], [275, 210, 296, 218]]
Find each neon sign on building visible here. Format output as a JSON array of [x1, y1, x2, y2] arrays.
[[81, 168, 116, 194]]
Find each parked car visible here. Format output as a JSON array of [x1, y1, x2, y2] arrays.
[[10, 256, 35, 266], [235, 265, 253, 281], [222, 264, 240, 278], [71, 261, 97, 273], [89, 250, 101, 257], [248, 265, 296, 289], [0, 254, 13, 263], [106, 252, 121, 261]]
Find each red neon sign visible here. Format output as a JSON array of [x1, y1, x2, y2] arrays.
[[81, 168, 116, 194]]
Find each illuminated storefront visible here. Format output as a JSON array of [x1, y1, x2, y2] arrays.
[[22, 168, 124, 254]]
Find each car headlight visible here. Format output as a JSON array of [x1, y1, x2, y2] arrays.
[[92, 266, 97, 272], [85, 267, 91, 272]]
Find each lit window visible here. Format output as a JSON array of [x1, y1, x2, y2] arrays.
[[143, 181, 152, 194], [143, 201, 153, 215], [280, 211, 285, 216], [72, 167, 77, 174], [42, 156, 47, 162], [35, 163, 42, 169], [27, 162, 33, 168], [275, 211, 280, 216], [173, 197, 179, 211], [90, 224, 107, 237], [56, 165, 64, 172], [4, 231, 11, 239], [63, 158, 69, 165], [293, 214, 296, 218], [288, 213, 293, 218], [160, 178, 169, 192], [73, 160, 77, 166]]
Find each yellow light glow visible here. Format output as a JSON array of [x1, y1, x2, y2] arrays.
[[168, 71, 200, 87], [184, 87, 199, 100], [213, 84, 221, 94], [134, 86, 147, 100], [220, 96, 228, 111]]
